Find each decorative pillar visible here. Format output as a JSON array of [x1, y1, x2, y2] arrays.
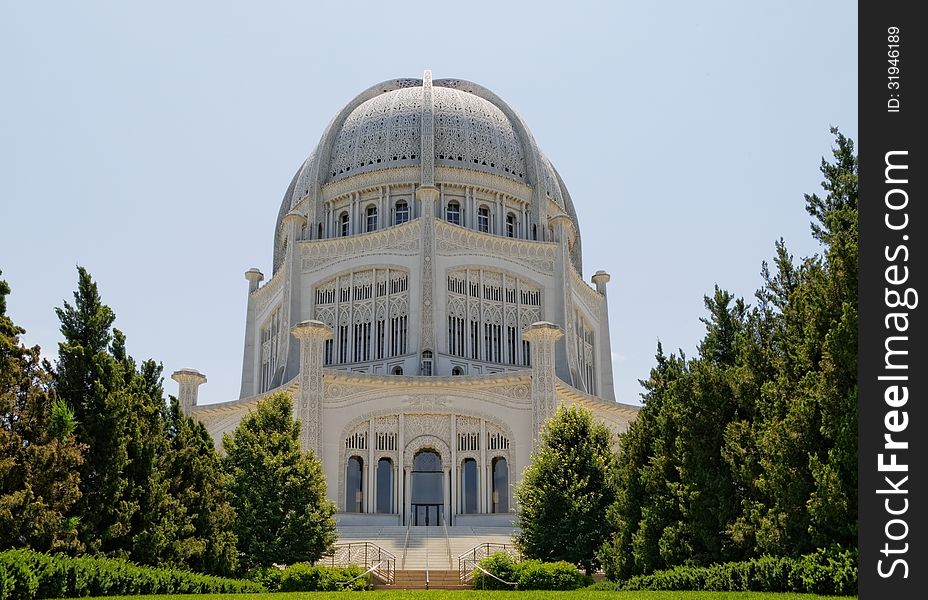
[[549, 214, 577, 384], [281, 212, 307, 385], [171, 368, 206, 415], [479, 418, 487, 513], [450, 414, 457, 520], [368, 418, 375, 513], [591, 270, 616, 401], [239, 268, 264, 398], [523, 321, 565, 449], [290, 320, 332, 457], [417, 69, 438, 363]]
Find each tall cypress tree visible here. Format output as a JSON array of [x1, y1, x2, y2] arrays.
[[0, 271, 84, 553], [163, 398, 238, 575], [54, 267, 177, 563]]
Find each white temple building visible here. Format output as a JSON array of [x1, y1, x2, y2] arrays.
[[173, 71, 639, 528]]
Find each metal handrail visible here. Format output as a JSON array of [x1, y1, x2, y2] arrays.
[[401, 510, 413, 569], [458, 542, 520, 584], [471, 562, 518, 589], [318, 542, 396, 585], [441, 514, 453, 569], [336, 559, 389, 588], [424, 516, 430, 590]]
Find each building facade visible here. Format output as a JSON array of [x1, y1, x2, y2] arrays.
[[174, 71, 639, 527]]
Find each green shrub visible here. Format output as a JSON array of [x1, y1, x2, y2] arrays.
[[0, 548, 264, 600], [609, 546, 857, 595], [279, 563, 369, 591], [472, 552, 519, 590], [473, 553, 588, 591], [516, 559, 588, 590]]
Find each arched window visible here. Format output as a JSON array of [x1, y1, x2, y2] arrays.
[[491, 457, 509, 513], [421, 350, 433, 376], [477, 206, 490, 233], [317, 223, 323, 239], [339, 212, 350, 237], [451, 366, 463, 376], [392, 365, 403, 375], [366, 205, 378, 232], [346, 456, 364, 513], [376, 457, 393, 513], [395, 201, 409, 225], [461, 458, 478, 514], [446, 201, 461, 225], [506, 213, 516, 238]]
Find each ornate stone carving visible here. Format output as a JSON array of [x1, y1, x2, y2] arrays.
[[300, 222, 421, 273], [523, 322, 564, 448], [435, 220, 556, 274], [291, 320, 333, 456], [404, 413, 451, 443], [171, 369, 206, 414], [420, 70, 435, 187], [251, 264, 286, 317]]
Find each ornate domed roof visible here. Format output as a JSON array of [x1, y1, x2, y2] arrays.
[[273, 71, 580, 272]]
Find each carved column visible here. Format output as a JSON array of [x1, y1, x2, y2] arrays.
[[523, 321, 565, 449], [591, 270, 616, 401], [239, 268, 264, 397], [171, 368, 206, 415], [291, 320, 332, 457], [281, 212, 307, 384]]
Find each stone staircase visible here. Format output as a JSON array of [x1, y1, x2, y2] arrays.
[[334, 523, 518, 589], [384, 569, 469, 590]]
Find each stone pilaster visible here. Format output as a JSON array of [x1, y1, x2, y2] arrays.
[[522, 321, 564, 449], [291, 320, 332, 457], [171, 368, 207, 415], [417, 184, 438, 360]]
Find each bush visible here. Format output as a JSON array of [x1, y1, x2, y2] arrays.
[[0, 548, 264, 600], [280, 564, 369, 591], [608, 546, 857, 596], [472, 552, 588, 591], [248, 564, 370, 592]]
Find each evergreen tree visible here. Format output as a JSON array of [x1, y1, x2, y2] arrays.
[[222, 392, 336, 570], [0, 271, 84, 553], [163, 398, 238, 575], [515, 405, 616, 574], [602, 128, 858, 577], [54, 267, 179, 564]]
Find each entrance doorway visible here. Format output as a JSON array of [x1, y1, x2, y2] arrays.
[[410, 450, 443, 526]]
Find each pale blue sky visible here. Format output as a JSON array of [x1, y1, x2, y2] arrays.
[[1, 1, 857, 406]]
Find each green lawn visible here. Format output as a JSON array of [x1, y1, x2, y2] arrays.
[[68, 592, 855, 600]]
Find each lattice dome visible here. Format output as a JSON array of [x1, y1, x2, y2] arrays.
[[273, 74, 581, 272]]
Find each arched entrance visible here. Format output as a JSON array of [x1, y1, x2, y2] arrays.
[[411, 450, 443, 526]]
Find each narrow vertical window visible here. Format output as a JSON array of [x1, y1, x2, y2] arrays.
[[340, 212, 350, 237], [346, 456, 364, 513], [506, 213, 516, 238], [477, 206, 490, 233], [461, 458, 478, 514], [421, 350, 433, 376], [376, 458, 393, 513], [446, 201, 461, 225], [395, 201, 409, 225], [492, 457, 509, 513], [366, 205, 378, 232]]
